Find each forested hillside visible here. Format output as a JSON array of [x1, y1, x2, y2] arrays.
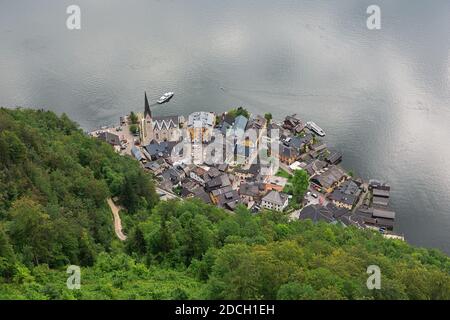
[[0, 108, 449, 300]]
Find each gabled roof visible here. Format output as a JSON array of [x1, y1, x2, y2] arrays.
[[233, 115, 248, 132], [326, 150, 343, 164], [262, 190, 288, 206], [152, 116, 179, 131], [311, 166, 346, 189], [299, 205, 335, 223], [98, 131, 120, 145], [239, 183, 261, 197], [131, 146, 145, 161]]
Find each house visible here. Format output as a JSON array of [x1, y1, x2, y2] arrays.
[[219, 120, 233, 136], [246, 114, 266, 130], [203, 167, 222, 183], [304, 159, 327, 177], [191, 186, 213, 205], [373, 188, 390, 198], [299, 205, 335, 223], [205, 174, 231, 192], [161, 167, 185, 187], [265, 176, 289, 192], [215, 189, 241, 211], [283, 114, 305, 134], [190, 166, 207, 186], [261, 191, 289, 212], [372, 208, 396, 220], [310, 165, 347, 193], [180, 164, 196, 176], [152, 116, 181, 142], [329, 180, 362, 210], [373, 196, 389, 207], [232, 115, 248, 134], [131, 146, 145, 162], [234, 169, 255, 183], [326, 150, 343, 165], [144, 140, 177, 160], [369, 180, 391, 191], [98, 131, 120, 146], [278, 143, 299, 165], [288, 133, 313, 151], [144, 159, 168, 175], [187, 111, 215, 142], [180, 179, 200, 197], [239, 183, 264, 204], [217, 163, 229, 172], [309, 141, 328, 158]]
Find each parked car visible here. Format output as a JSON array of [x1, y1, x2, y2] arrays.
[[312, 193, 318, 199]]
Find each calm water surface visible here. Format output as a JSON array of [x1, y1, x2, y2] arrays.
[[1, 0, 449, 253]]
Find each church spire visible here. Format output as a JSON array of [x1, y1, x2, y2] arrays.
[[144, 91, 152, 118]]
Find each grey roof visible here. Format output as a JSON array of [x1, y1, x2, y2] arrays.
[[98, 131, 121, 146], [247, 114, 266, 130], [311, 166, 346, 189], [373, 196, 389, 207], [206, 174, 231, 191], [131, 146, 145, 161], [311, 141, 327, 152], [373, 189, 390, 198], [372, 208, 396, 220], [233, 115, 248, 132], [211, 185, 233, 197], [161, 168, 184, 184], [326, 150, 343, 164], [192, 187, 213, 204], [239, 183, 261, 198], [283, 115, 304, 132], [216, 189, 241, 210], [279, 143, 298, 158], [305, 159, 327, 176], [288, 134, 313, 149], [369, 180, 391, 191], [152, 116, 179, 131], [187, 111, 215, 128], [144, 140, 177, 158], [262, 191, 288, 206], [203, 167, 222, 181], [217, 163, 228, 172], [299, 205, 335, 223]]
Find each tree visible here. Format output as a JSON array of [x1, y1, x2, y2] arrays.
[[129, 112, 139, 124], [8, 198, 55, 266], [227, 107, 250, 120], [129, 124, 139, 135], [290, 169, 310, 203], [264, 113, 272, 124]]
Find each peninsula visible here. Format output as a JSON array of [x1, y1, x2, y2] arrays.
[[91, 93, 402, 240]]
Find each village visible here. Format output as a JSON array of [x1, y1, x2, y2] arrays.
[[90, 93, 403, 240]]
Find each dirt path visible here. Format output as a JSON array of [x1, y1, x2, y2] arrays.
[[107, 198, 127, 241]]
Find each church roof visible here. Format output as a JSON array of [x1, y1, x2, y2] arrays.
[[144, 92, 152, 118], [153, 116, 179, 131]]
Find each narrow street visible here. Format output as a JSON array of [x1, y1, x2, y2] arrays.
[[107, 198, 127, 241]]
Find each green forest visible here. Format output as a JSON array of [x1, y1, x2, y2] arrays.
[[0, 108, 449, 300]]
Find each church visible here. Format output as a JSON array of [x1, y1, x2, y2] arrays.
[[141, 92, 182, 145]]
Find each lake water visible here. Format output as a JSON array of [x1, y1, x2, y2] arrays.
[[1, 0, 449, 253]]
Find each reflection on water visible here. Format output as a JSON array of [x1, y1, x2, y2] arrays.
[[0, 0, 449, 253]]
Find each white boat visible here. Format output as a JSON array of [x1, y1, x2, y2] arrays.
[[157, 92, 174, 104], [306, 121, 326, 137]]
